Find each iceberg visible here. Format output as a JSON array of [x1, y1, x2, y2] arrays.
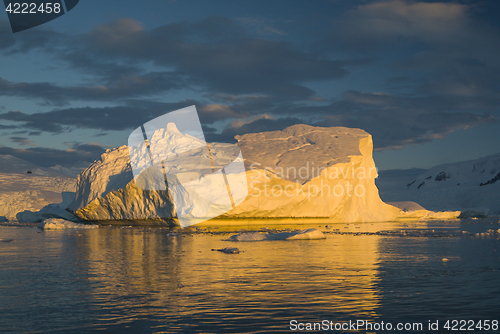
[[69, 124, 404, 224]]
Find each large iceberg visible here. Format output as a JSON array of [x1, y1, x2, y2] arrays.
[[69, 124, 404, 224]]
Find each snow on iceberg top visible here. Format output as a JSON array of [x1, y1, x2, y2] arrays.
[[235, 124, 370, 182]]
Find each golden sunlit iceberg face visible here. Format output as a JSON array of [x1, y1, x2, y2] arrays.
[[128, 105, 248, 227]]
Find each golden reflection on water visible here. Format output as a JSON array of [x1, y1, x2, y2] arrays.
[[75, 220, 394, 331], [2, 219, 490, 333]]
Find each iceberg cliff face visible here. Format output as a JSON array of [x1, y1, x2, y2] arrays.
[[69, 125, 401, 223], [68, 146, 175, 221], [223, 125, 400, 221]]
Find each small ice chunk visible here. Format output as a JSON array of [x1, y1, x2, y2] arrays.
[[285, 228, 326, 240], [38, 218, 99, 230], [227, 233, 267, 242], [214, 247, 241, 254], [227, 228, 326, 242]]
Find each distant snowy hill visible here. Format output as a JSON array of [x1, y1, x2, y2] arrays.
[[377, 153, 500, 215], [0, 155, 90, 177], [376, 168, 425, 196], [49, 162, 92, 178], [0, 155, 57, 176], [0, 155, 81, 221]]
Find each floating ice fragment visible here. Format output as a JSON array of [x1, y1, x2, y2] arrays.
[[285, 228, 326, 240], [227, 228, 326, 242], [38, 218, 98, 230], [213, 247, 241, 254]]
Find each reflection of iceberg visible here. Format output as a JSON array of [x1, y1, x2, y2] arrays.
[[78, 225, 383, 327], [127, 106, 248, 227]]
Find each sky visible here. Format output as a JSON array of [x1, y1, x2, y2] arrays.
[[0, 0, 499, 170]]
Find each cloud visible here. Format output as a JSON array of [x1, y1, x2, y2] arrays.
[[0, 16, 353, 106], [2, 87, 496, 152], [0, 100, 250, 133], [0, 19, 16, 50], [0, 71, 185, 105], [230, 114, 274, 129], [1, 9, 499, 159], [198, 104, 248, 124], [314, 0, 500, 151], [236, 17, 287, 36], [65, 142, 108, 156], [84, 17, 350, 100], [0, 18, 63, 54], [0, 142, 106, 167], [206, 116, 303, 143], [330, 0, 471, 49], [310, 90, 497, 149], [323, 109, 495, 150], [0, 124, 17, 130], [223, 89, 495, 150], [209, 93, 272, 103], [329, 1, 500, 103], [9, 136, 34, 146]]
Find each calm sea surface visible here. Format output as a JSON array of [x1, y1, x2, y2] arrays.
[[1, 219, 500, 333]]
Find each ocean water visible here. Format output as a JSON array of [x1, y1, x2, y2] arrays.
[[1, 219, 500, 333]]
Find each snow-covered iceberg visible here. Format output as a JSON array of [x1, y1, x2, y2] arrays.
[[69, 124, 404, 224]]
